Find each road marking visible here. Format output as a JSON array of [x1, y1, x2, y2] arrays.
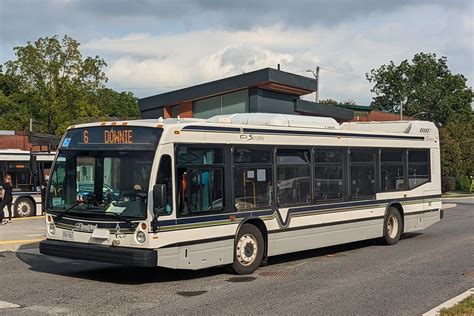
[[0, 238, 44, 245], [284, 262, 307, 270], [25, 234, 44, 237], [423, 288, 474, 316], [13, 215, 45, 221], [0, 300, 20, 309]]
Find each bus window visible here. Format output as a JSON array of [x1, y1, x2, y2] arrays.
[[381, 149, 405, 192], [155, 155, 173, 215], [350, 149, 375, 200], [315, 148, 344, 202], [8, 162, 33, 192], [176, 146, 224, 215], [234, 148, 273, 210], [276, 149, 311, 206], [408, 149, 430, 189]]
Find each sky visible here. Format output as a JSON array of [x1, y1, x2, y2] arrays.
[[0, 0, 473, 105]]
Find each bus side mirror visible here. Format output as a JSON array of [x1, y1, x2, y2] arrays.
[[153, 184, 166, 210]]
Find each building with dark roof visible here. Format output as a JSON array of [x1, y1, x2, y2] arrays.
[[138, 67, 354, 121]]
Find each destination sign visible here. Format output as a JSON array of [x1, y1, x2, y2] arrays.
[[62, 126, 162, 151]]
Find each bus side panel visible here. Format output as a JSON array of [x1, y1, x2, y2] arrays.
[[267, 217, 384, 257], [157, 239, 234, 270]]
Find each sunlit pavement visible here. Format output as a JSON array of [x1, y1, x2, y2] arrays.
[[0, 216, 45, 252]]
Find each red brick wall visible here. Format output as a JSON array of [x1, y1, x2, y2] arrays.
[[179, 102, 193, 118], [0, 132, 32, 150], [163, 106, 172, 119]]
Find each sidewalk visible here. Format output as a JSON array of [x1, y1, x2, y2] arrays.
[[442, 191, 474, 200], [0, 216, 45, 252]]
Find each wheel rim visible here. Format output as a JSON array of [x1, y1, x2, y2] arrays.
[[16, 201, 31, 217], [387, 215, 398, 239], [236, 234, 258, 266]]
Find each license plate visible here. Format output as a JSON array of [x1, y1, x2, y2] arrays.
[[62, 230, 74, 241]]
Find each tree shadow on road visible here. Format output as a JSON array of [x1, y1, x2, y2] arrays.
[[15, 232, 423, 285]]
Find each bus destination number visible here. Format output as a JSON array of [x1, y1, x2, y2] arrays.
[[83, 130, 89, 144]]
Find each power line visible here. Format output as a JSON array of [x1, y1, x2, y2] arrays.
[[298, 66, 367, 80], [318, 66, 367, 80]]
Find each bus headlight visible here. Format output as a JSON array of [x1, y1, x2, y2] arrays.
[[48, 224, 56, 236], [136, 231, 146, 244]]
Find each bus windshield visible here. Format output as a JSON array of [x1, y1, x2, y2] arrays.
[[47, 150, 155, 220]]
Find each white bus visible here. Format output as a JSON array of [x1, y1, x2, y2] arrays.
[[0, 149, 55, 217], [40, 113, 442, 274]]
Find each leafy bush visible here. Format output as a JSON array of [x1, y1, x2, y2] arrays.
[[441, 176, 454, 193], [456, 175, 472, 192]]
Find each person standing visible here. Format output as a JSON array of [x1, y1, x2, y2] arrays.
[[0, 174, 13, 224]]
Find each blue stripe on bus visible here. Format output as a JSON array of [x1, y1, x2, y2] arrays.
[[158, 194, 440, 228]]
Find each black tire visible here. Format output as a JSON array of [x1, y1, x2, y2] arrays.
[[14, 197, 35, 217], [230, 224, 265, 275], [381, 207, 402, 245]]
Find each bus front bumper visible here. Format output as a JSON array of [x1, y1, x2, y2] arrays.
[[39, 239, 158, 267]]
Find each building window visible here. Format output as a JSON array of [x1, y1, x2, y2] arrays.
[[350, 149, 375, 200], [171, 105, 180, 118], [315, 148, 344, 202], [193, 89, 248, 119], [408, 149, 430, 189], [233, 147, 273, 210], [381, 149, 405, 192], [176, 146, 224, 215], [276, 149, 311, 206]]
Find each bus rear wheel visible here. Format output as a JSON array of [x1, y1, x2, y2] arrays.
[[230, 224, 264, 275], [15, 198, 35, 217], [381, 207, 402, 245]]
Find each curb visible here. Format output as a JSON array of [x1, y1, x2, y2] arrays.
[[442, 195, 474, 200], [423, 288, 474, 316], [441, 203, 456, 210], [0, 238, 44, 252], [12, 215, 45, 222]]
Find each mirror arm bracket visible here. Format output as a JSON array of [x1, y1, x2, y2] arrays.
[[151, 212, 159, 233]]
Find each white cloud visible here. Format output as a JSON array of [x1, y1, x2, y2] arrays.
[[76, 3, 473, 105]]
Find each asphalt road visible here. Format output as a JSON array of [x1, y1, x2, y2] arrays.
[[0, 199, 473, 315]]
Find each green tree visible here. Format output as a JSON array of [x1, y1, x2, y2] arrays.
[[367, 52, 474, 179], [366, 52, 472, 125], [0, 68, 31, 130], [3, 35, 107, 134], [319, 98, 339, 105], [94, 88, 140, 118]]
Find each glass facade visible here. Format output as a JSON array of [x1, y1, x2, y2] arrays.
[[193, 89, 248, 119]]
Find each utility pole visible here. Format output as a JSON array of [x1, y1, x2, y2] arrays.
[[306, 66, 320, 103], [400, 100, 403, 120]]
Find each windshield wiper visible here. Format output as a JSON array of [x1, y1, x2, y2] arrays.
[[106, 212, 138, 228], [56, 200, 83, 220]]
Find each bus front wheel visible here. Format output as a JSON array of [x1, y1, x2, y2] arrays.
[[231, 224, 264, 275], [14, 198, 35, 217], [382, 207, 402, 245]]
